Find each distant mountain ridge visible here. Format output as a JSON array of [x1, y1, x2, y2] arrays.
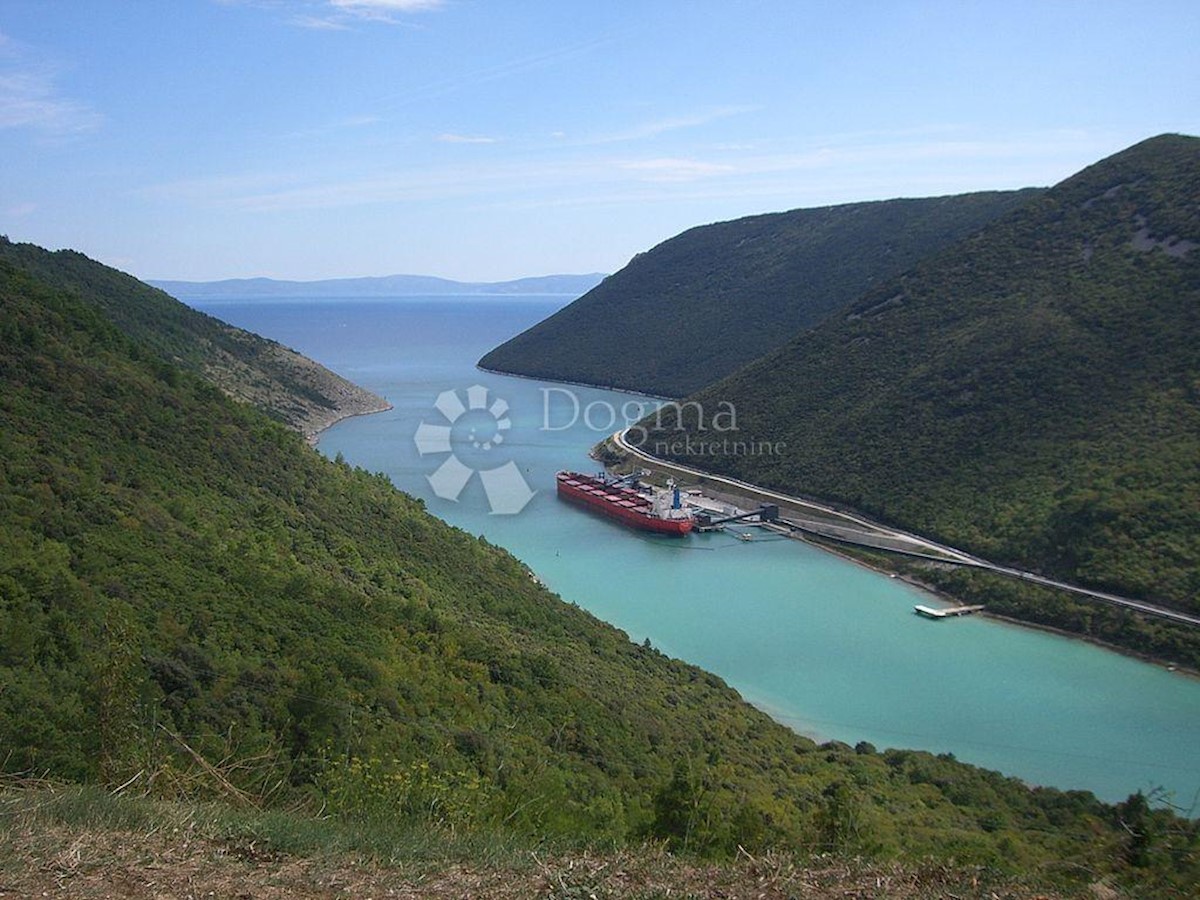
[[479, 189, 1043, 397], [151, 272, 607, 300]]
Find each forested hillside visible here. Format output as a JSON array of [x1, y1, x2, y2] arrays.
[[480, 189, 1041, 396], [0, 238, 388, 438], [638, 134, 1200, 662], [1, 244, 1196, 894]]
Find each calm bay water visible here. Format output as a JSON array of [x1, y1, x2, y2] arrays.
[[196, 295, 1200, 808]]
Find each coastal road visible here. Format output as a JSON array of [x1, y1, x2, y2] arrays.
[[612, 429, 1200, 629]]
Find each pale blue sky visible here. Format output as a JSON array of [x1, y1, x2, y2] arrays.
[[1, 1, 1197, 281]]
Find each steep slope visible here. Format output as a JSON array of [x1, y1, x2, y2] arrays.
[[639, 134, 1200, 651], [480, 190, 1042, 397], [0, 238, 388, 438], [2, 248, 1195, 890]]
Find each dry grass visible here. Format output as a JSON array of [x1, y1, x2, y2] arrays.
[[0, 828, 1080, 900], [0, 781, 1089, 899]]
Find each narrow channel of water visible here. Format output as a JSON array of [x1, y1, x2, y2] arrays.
[[196, 295, 1200, 808]]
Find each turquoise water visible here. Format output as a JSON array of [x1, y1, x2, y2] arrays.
[[197, 296, 1200, 808]]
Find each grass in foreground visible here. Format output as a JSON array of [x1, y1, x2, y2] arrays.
[[0, 780, 1104, 899]]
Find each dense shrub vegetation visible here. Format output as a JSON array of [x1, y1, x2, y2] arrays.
[[639, 134, 1200, 661], [0, 237, 386, 436], [1, 242, 1197, 893], [480, 190, 1040, 397]]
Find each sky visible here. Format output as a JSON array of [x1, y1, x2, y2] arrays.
[[1, 1, 1198, 283]]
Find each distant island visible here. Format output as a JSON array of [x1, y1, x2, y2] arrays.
[[150, 272, 607, 300]]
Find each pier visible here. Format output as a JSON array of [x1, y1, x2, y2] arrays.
[[913, 604, 985, 620], [610, 428, 1200, 629]]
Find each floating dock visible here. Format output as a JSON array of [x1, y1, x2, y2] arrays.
[[913, 604, 985, 620]]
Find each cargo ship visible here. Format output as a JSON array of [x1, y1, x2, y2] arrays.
[[556, 471, 694, 535]]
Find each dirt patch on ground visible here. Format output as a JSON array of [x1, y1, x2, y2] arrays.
[[0, 822, 1076, 899]]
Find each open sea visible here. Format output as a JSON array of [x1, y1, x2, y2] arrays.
[[194, 294, 1200, 809]]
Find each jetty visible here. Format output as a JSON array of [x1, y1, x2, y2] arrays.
[[611, 427, 1200, 629], [913, 604, 985, 620]]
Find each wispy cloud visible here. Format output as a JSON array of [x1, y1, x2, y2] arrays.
[[276, 113, 384, 141], [290, 13, 351, 30], [589, 106, 757, 145], [140, 169, 313, 206], [143, 149, 737, 214], [143, 155, 608, 213], [620, 157, 735, 182], [3, 201, 37, 218], [330, 0, 444, 12], [273, 0, 444, 29], [142, 129, 1101, 219], [335, 114, 383, 128], [437, 132, 499, 144], [367, 35, 618, 108], [0, 33, 101, 137]]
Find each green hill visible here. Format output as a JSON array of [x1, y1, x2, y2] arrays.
[[479, 190, 1041, 397], [637, 134, 1200, 663], [0, 237, 388, 438], [1, 243, 1197, 894]]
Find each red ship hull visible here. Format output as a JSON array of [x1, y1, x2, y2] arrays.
[[556, 471, 693, 535]]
